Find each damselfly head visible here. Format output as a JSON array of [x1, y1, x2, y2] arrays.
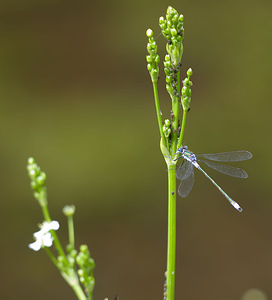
[[180, 145, 188, 152], [176, 146, 188, 156], [176, 147, 182, 153]]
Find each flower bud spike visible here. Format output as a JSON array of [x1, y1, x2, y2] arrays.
[[181, 68, 193, 111], [146, 28, 160, 82]]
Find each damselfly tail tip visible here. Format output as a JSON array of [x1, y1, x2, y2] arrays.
[[232, 202, 243, 212]]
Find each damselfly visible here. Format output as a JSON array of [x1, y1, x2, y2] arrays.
[[175, 146, 253, 212]]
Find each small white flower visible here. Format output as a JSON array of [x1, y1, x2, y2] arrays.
[[29, 220, 60, 251]]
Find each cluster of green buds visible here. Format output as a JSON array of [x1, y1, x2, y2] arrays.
[[27, 157, 47, 206], [159, 6, 184, 66], [65, 244, 78, 268], [163, 119, 171, 138], [164, 54, 181, 102], [181, 68, 193, 111], [76, 245, 95, 297], [146, 29, 160, 82]]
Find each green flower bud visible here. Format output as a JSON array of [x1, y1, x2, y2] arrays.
[[165, 119, 171, 126], [183, 78, 189, 85], [58, 255, 66, 264], [164, 61, 171, 69], [159, 16, 165, 24], [146, 55, 152, 63], [80, 244, 88, 253], [66, 243, 73, 253], [28, 157, 35, 165], [70, 249, 77, 258], [63, 205, 76, 216], [68, 256, 75, 265], [165, 55, 170, 61], [172, 15, 178, 25], [171, 28, 177, 36], [164, 68, 170, 75], [164, 28, 170, 35], [187, 67, 193, 77], [171, 37, 178, 45], [88, 258, 95, 268], [147, 44, 152, 52], [182, 96, 189, 104], [163, 124, 171, 138], [28, 168, 36, 179], [166, 84, 172, 94], [160, 23, 167, 30], [166, 76, 172, 83], [30, 181, 38, 190], [150, 40, 156, 48], [36, 173, 46, 185], [146, 28, 153, 37]]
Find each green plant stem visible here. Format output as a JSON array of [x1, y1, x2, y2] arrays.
[[152, 81, 168, 149], [51, 230, 68, 263], [176, 108, 187, 155], [70, 279, 87, 300], [41, 203, 51, 222], [68, 215, 75, 249], [61, 270, 87, 300], [166, 162, 176, 300], [170, 72, 181, 155], [44, 246, 59, 268], [41, 202, 69, 266], [45, 246, 86, 300]]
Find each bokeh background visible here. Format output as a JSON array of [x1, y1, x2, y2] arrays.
[[0, 0, 271, 299]]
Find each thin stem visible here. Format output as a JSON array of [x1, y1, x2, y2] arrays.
[[40, 198, 69, 267], [44, 247, 59, 268], [166, 162, 176, 300], [176, 108, 187, 154], [152, 81, 168, 149], [87, 287, 94, 300], [41, 203, 51, 222], [51, 230, 68, 264], [68, 215, 75, 250]]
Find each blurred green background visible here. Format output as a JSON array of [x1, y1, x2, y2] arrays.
[[0, 0, 271, 299]]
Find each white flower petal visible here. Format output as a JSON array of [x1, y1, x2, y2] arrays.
[[29, 220, 59, 251], [41, 220, 60, 232], [29, 240, 42, 251], [33, 229, 45, 239], [49, 221, 60, 230], [42, 232, 54, 247]]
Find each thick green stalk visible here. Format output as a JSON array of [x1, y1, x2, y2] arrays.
[[152, 81, 168, 149], [166, 162, 177, 300], [70, 279, 87, 300], [61, 270, 87, 300], [170, 72, 181, 155]]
